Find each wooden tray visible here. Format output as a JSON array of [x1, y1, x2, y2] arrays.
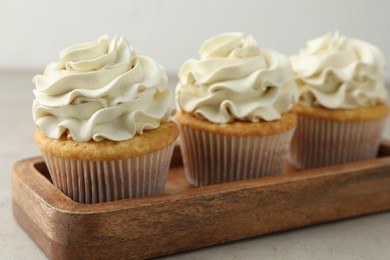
[[12, 140, 390, 259]]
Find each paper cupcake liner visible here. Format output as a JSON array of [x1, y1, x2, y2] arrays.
[[178, 126, 296, 186], [41, 143, 175, 204], [289, 116, 386, 170]]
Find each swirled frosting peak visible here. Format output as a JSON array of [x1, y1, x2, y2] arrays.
[[290, 32, 388, 109], [176, 32, 298, 123], [33, 35, 175, 142]]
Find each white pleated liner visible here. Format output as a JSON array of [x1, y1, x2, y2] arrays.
[[178, 126, 296, 186], [289, 116, 386, 170], [41, 143, 175, 204]]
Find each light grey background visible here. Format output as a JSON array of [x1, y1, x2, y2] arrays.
[[1, 0, 390, 77]]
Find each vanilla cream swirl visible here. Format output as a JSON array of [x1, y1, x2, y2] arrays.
[[176, 32, 298, 123], [290, 32, 388, 109], [33, 35, 175, 142]]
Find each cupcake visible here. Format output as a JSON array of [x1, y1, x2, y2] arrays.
[[33, 35, 179, 204], [175, 32, 298, 186], [289, 32, 389, 170]]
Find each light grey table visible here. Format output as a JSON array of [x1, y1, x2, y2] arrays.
[[1, 70, 389, 260]]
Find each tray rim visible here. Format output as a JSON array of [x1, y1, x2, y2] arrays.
[[13, 139, 390, 214]]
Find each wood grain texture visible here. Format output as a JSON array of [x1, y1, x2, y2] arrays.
[[12, 141, 390, 259]]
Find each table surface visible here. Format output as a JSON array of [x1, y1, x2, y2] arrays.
[[1, 70, 390, 260]]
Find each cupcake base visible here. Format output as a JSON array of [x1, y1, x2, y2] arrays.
[[34, 122, 180, 203], [289, 103, 389, 170], [179, 126, 295, 186], [175, 112, 297, 186], [41, 144, 175, 204]]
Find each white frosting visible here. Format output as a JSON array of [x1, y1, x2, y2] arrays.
[[33, 35, 175, 142], [176, 32, 298, 123], [290, 32, 388, 109]]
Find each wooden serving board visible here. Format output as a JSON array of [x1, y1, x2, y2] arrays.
[[12, 141, 390, 260]]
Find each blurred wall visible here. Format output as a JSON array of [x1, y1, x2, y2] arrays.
[[1, 0, 389, 78]]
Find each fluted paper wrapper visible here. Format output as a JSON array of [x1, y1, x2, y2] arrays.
[[289, 116, 386, 170], [178, 126, 295, 186], [41, 143, 175, 204]]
